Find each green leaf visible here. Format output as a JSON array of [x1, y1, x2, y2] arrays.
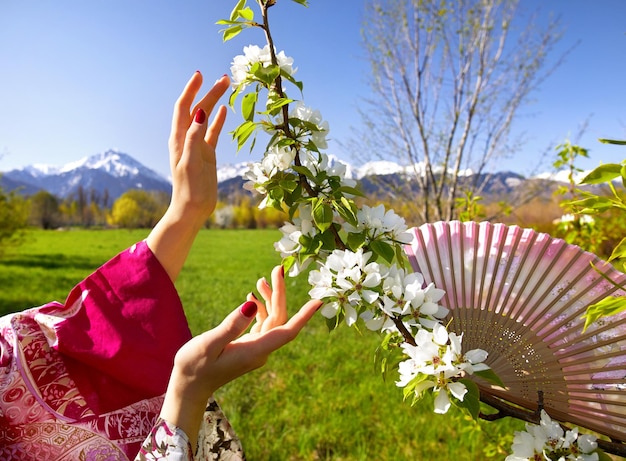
[[596, 449, 614, 461], [369, 239, 395, 263], [282, 255, 296, 274], [312, 201, 333, 232], [395, 245, 407, 269], [215, 19, 241, 25], [222, 24, 243, 42], [319, 227, 337, 250], [229, 0, 246, 21], [264, 96, 293, 115], [290, 0, 309, 5], [568, 196, 614, 213], [238, 6, 254, 20], [229, 84, 243, 108], [279, 179, 298, 192], [281, 70, 304, 92], [325, 311, 343, 331], [293, 165, 315, 181], [583, 295, 626, 331], [473, 368, 505, 389], [337, 185, 365, 197], [347, 232, 366, 250], [580, 163, 622, 185], [241, 91, 258, 122], [268, 184, 285, 201], [231, 121, 257, 151], [333, 197, 358, 226], [299, 234, 322, 255], [598, 138, 626, 145], [457, 379, 480, 420], [252, 63, 280, 86], [609, 236, 626, 262]]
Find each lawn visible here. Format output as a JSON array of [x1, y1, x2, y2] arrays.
[[0, 228, 525, 460]]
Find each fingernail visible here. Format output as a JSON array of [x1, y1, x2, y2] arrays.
[[280, 266, 285, 278], [194, 108, 206, 124], [249, 291, 258, 300], [240, 301, 257, 318]]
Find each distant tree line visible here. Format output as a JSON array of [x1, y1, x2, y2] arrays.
[[3, 175, 623, 262], [9, 186, 289, 232]]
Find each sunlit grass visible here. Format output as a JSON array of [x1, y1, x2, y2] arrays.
[[0, 228, 524, 459]]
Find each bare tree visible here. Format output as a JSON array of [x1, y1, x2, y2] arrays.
[[352, 0, 565, 223]]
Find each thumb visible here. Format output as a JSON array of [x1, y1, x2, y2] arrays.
[[208, 301, 257, 352]]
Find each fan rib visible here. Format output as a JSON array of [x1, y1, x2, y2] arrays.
[[554, 317, 626, 360], [405, 221, 626, 444]]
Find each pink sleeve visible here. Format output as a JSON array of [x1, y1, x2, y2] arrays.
[[41, 240, 192, 415]]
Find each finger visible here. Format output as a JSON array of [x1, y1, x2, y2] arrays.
[[247, 292, 266, 334], [264, 266, 287, 331], [256, 276, 273, 308], [206, 105, 227, 148], [169, 71, 203, 167], [249, 299, 322, 354], [285, 299, 322, 332], [202, 301, 258, 355], [191, 75, 230, 125], [184, 107, 209, 147]]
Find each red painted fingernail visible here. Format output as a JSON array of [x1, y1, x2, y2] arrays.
[[240, 301, 257, 318], [280, 266, 285, 278], [194, 108, 206, 124]]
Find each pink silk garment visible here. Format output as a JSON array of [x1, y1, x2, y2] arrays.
[[0, 241, 192, 460]]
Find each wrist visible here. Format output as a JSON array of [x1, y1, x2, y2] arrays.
[[163, 200, 211, 230], [160, 372, 215, 448]]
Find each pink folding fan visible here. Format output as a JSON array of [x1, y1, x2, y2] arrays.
[[405, 221, 626, 453]]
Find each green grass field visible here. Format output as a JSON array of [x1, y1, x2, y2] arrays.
[[0, 229, 526, 460]]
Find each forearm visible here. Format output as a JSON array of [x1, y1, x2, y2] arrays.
[[145, 205, 208, 282]]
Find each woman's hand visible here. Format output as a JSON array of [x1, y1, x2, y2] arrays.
[[159, 266, 322, 448], [168, 71, 229, 223], [146, 72, 230, 282]]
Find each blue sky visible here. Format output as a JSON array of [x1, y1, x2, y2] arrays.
[[1, 0, 625, 179]]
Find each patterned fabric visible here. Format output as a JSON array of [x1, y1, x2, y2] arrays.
[[0, 241, 245, 460], [135, 400, 245, 461]]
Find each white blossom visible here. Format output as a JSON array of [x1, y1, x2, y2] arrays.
[[299, 151, 356, 193], [395, 322, 491, 414], [231, 44, 295, 87], [366, 265, 448, 333], [285, 101, 330, 150], [308, 248, 383, 327], [506, 410, 600, 461], [274, 204, 317, 276], [265, 145, 296, 172], [242, 161, 271, 194], [242, 145, 296, 197], [343, 204, 412, 245]]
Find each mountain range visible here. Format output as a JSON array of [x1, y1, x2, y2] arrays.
[[0, 149, 574, 204], [1, 150, 171, 202]]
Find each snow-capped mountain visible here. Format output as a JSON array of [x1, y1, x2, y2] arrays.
[[1, 149, 591, 204], [214, 156, 417, 182], [1, 150, 171, 201]]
